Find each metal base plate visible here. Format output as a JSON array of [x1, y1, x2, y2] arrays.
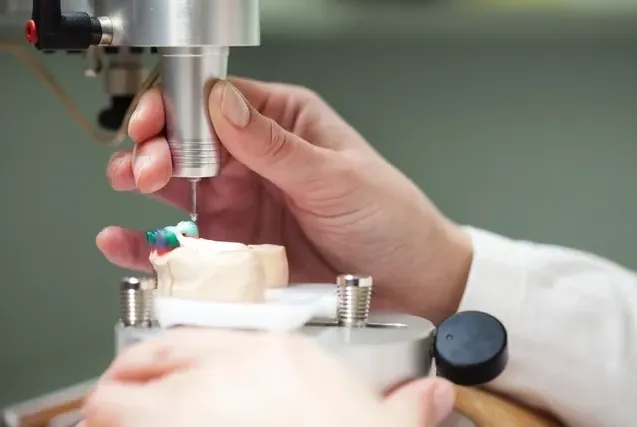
[[115, 311, 435, 392]]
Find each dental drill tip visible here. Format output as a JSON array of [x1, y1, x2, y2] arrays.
[[190, 180, 198, 223]]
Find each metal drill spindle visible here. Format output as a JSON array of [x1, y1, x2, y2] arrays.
[[190, 179, 198, 223], [119, 277, 156, 328], [161, 46, 229, 181], [336, 274, 373, 327]]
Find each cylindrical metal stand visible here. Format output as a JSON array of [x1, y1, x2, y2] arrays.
[[114, 273, 506, 393], [115, 273, 435, 393], [304, 312, 435, 391], [161, 46, 228, 179], [114, 312, 434, 393]]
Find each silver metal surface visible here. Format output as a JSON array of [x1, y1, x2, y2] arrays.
[[92, 0, 261, 181], [190, 179, 198, 222], [336, 274, 373, 327], [92, 0, 260, 47], [303, 312, 435, 391], [114, 273, 433, 392], [119, 276, 155, 328], [2, 0, 261, 182], [104, 49, 144, 96], [96, 16, 114, 46], [114, 312, 434, 393], [115, 323, 163, 353], [161, 46, 228, 178]]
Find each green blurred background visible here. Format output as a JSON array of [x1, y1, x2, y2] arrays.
[[1, 2, 637, 406]]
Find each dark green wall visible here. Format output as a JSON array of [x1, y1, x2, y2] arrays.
[[1, 31, 636, 405]]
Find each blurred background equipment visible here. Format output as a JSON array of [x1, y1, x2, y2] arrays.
[[0, 0, 155, 146]]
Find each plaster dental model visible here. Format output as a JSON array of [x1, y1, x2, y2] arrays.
[[249, 244, 289, 288], [146, 222, 289, 303]]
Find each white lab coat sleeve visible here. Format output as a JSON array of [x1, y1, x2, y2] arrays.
[[458, 227, 637, 427]]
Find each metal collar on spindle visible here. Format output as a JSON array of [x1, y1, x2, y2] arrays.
[[336, 274, 373, 328]]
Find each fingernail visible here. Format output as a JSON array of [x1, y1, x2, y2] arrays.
[[134, 155, 153, 182], [109, 151, 127, 165], [217, 82, 250, 128], [433, 382, 455, 424], [130, 105, 143, 126], [107, 152, 126, 184]]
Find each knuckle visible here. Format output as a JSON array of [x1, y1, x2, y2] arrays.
[[264, 119, 292, 163], [288, 84, 323, 105], [333, 150, 369, 183], [297, 86, 320, 100], [298, 87, 324, 106]]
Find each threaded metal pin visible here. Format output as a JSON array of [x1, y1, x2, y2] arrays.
[[336, 274, 373, 327], [119, 276, 156, 328]]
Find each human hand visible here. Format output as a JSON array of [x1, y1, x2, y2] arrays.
[[80, 329, 455, 427], [96, 78, 472, 322]]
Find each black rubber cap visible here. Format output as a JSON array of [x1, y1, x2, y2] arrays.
[[433, 311, 508, 386], [98, 95, 135, 131]]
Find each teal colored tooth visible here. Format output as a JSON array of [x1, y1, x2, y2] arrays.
[[145, 228, 160, 246], [162, 227, 180, 249], [176, 220, 199, 238]]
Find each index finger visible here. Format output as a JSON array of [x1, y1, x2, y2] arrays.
[[128, 87, 164, 143]]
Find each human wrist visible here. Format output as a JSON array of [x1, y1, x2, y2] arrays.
[[421, 220, 473, 324], [440, 221, 473, 316]]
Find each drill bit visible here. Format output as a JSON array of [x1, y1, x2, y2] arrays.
[[189, 179, 198, 223]]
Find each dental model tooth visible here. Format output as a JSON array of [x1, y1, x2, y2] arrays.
[[249, 244, 289, 288], [147, 221, 290, 303], [151, 237, 267, 303], [176, 221, 199, 238], [146, 228, 160, 246]]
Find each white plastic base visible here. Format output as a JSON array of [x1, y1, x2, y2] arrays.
[[154, 283, 338, 332]]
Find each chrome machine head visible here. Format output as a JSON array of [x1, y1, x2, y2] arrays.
[[23, 0, 261, 179]]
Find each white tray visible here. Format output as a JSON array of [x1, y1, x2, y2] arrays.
[[154, 283, 337, 332]]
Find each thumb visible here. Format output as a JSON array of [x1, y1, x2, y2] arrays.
[[384, 378, 456, 427], [208, 80, 329, 192]]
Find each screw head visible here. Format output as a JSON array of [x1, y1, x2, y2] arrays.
[[120, 276, 141, 291], [336, 274, 373, 288]]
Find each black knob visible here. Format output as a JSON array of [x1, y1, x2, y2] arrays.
[[433, 311, 508, 386], [26, 0, 102, 51], [98, 96, 134, 131]]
